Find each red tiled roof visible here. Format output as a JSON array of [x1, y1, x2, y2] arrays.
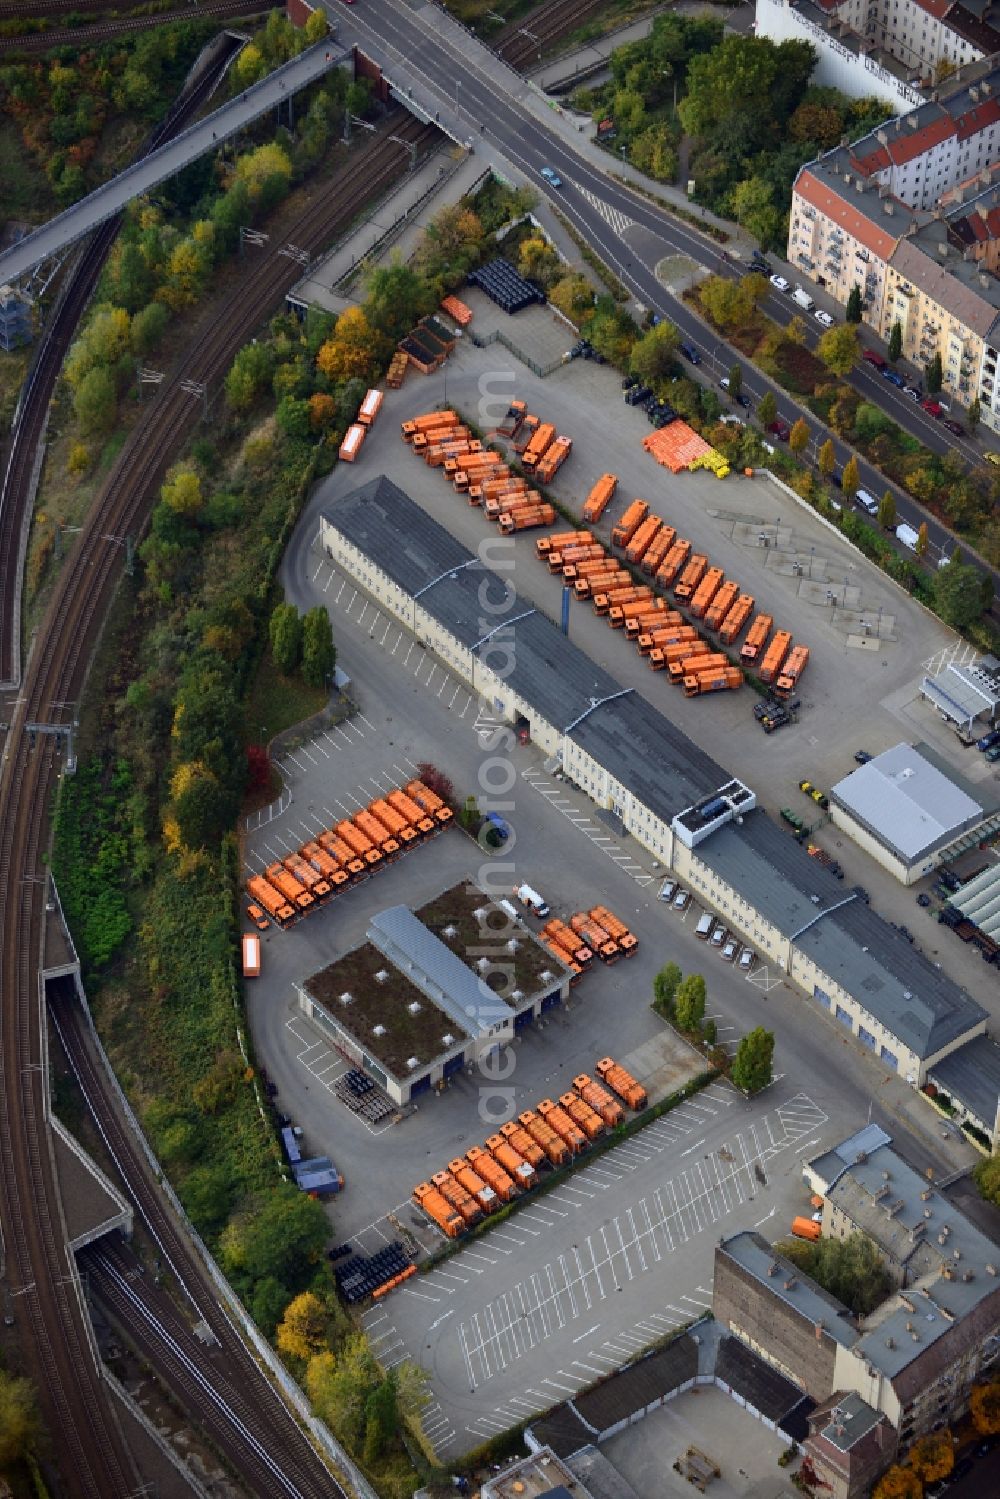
[[887, 114, 956, 165], [914, 0, 952, 18], [956, 98, 1000, 142], [795, 170, 901, 260], [851, 145, 890, 176]]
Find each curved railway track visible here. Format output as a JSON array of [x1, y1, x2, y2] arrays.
[[495, 0, 607, 71], [0, 0, 273, 56], [0, 111, 431, 1497], [0, 33, 243, 689]]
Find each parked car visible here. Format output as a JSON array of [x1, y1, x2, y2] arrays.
[[673, 888, 691, 911], [710, 924, 727, 948], [862, 350, 886, 369], [658, 879, 677, 903], [679, 342, 701, 365], [540, 166, 563, 187], [920, 397, 944, 417], [976, 728, 1000, 751], [987, 743, 1000, 762], [942, 418, 966, 436], [882, 369, 906, 388], [814, 309, 835, 328], [749, 256, 773, 276], [903, 384, 922, 400], [738, 947, 755, 972], [721, 936, 740, 963], [854, 749, 873, 763], [767, 418, 791, 441], [770, 274, 790, 292]]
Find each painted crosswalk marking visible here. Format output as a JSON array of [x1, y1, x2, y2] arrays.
[[572, 182, 635, 237]]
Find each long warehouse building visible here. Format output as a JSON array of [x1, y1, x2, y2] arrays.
[[319, 476, 988, 1088]]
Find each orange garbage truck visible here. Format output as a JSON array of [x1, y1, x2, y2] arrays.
[[625, 515, 662, 566], [655, 538, 692, 589], [740, 612, 773, 665], [674, 553, 709, 603], [413, 1181, 464, 1238], [759, 630, 793, 685], [265, 863, 315, 915], [582, 473, 617, 522], [596, 1056, 647, 1110], [668, 650, 729, 684], [246, 876, 294, 928], [465, 1146, 518, 1203], [518, 1109, 569, 1166], [486, 1132, 538, 1190], [499, 1119, 545, 1171], [387, 789, 435, 838], [611, 498, 650, 549], [537, 1098, 587, 1154], [405, 779, 453, 825], [683, 666, 744, 696], [703, 580, 739, 632], [573, 1073, 624, 1128], [559, 1091, 604, 1141], [775, 645, 809, 696], [718, 593, 755, 645], [589, 905, 637, 956], [537, 527, 591, 559], [431, 1170, 482, 1226], [336, 819, 383, 869]]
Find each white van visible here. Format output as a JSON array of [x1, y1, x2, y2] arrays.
[[695, 913, 715, 940], [792, 286, 815, 311], [855, 489, 879, 516], [895, 522, 920, 552]]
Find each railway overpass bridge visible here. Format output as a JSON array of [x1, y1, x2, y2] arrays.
[[0, 37, 349, 286]]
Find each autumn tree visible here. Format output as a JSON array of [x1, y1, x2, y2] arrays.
[[65, 305, 132, 389], [364, 261, 433, 344], [726, 363, 742, 403], [789, 417, 810, 456], [549, 273, 595, 322], [308, 392, 337, 432], [518, 235, 559, 287], [841, 454, 860, 499], [925, 351, 943, 394], [906, 1432, 953, 1484], [160, 465, 203, 518], [276, 1292, 328, 1362], [316, 307, 377, 384], [933, 557, 986, 628], [730, 176, 781, 250], [969, 395, 981, 431], [306, 1336, 380, 1450], [699, 273, 755, 329], [235, 141, 293, 204], [131, 300, 168, 356], [873, 1464, 921, 1499], [629, 321, 681, 383], [818, 439, 835, 479], [226, 341, 273, 411], [970, 1380, 1000, 1435], [732, 1027, 774, 1094], [817, 323, 860, 377], [304, 6, 328, 40], [915, 521, 929, 558], [158, 237, 210, 312]]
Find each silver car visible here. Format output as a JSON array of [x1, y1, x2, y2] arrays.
[[721, 937, 740, 963], [673, 888, 691, 912], [738, 947, 755, 973], [710, 924, 727, 948]]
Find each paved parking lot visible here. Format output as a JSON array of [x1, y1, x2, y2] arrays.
[[294, 332, 997, 1009], [361, 1085, 828, 1456]]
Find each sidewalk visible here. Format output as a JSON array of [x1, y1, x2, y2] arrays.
[[290, 145, 486, 312]]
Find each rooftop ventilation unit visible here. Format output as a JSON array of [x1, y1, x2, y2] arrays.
[[373, 1024, 386, 1037], [407, 1001, 421, 1016], [339, 992, 353, 1005], [375, 970, 390, 984]]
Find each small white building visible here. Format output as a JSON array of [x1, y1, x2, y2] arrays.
[[829, 741, 1000, 883]]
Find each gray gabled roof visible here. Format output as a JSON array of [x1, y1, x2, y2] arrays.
[[830, 742, 988, 864], [367, 906, 509, 1039], [929, 1033, 1000, 1133], [324, 477, 730, 825]]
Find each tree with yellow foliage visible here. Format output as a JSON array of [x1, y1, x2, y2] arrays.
[[872, 1465, 921, 1499], [315, 307, 376, 383], [160, 465, 203, 518], [906, 1431, 953, 1483], [233, 43, 266, 91], [304, 8, 328, 42], [66, 442, 92, 478], [158, 239, 208, 312], [235, 142, 293, 203], [276, 1292, 328, 1362], [308, 392, 337, 431], [971, 1380, 1000, 1435], [65, 306, 132, 389]]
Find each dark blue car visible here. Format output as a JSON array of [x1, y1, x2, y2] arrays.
[[679, 343, 701, 365], [882, 369, 906, 388]]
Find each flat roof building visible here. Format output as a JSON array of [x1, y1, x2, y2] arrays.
[[829, 741, 1000, 882], [297, 882, 571, 1104], [322, 478, 989, 1095], [921, 654, 1000, 729]]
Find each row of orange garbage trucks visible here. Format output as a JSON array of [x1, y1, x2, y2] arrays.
[[537, 905, 638, 983], [244, 779, 451, 931], [401, 405, 566, 533], [413, 1058, 647, 1237], [538, 498, 808, 699]]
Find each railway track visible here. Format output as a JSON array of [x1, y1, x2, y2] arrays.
[[0, 112, 432, 1497], [0, 32, 244, 690], [495, 0, 607, 71], [0, 0, 274, 56]]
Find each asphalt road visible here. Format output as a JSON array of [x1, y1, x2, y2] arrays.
[[332, 0, 997, 587]]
